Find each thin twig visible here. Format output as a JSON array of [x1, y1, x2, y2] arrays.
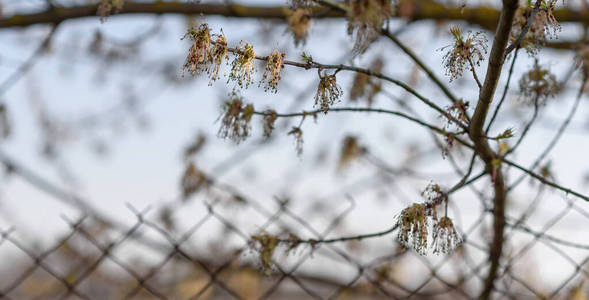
[[382, 30, 460, 106], [508, 77, 586, 191], [486, 49, 519, 134], [253, 107, 457, 136], [278, 225, 398, 246], [505, 0, 542, 56], [505, 94, 540, 155], [0, 24, 58, 96], [226, 46, 468, 130], [469, 57, 483, 89]]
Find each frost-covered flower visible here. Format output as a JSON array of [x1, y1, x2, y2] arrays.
[[441, 26, 488, 82], [228, 41, 256, 88], [432, 216, 462, 255]]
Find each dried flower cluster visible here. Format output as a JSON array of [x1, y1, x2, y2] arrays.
[[397, 203, 429, 255], [288, 8, 311, 47], [511, 1, 561, 55], [442, 26, 488, 82], [350, 58, 383, 106], [229, 41, 257, 88], [442, 132, 455, 158], [208, 32, 229, 85], [421, 182, 446, 215], [396, 183, 461, 255], [251, 234, 279, 275], [443, 99, 469, 129], [432, 216, 462, 255], [338, 136, 364, 170], [183, 25, 229, 85], [181, 162, 209, 199], [315, 72, 343, 113], [262, 110, 278, 137], [183, 25, 212, 76], [97, 0, 124, 20], [218, 94, 255, 143], [347, 0, 395, 53], [519, 60, 559, 105], [288, 127, 304, 156], [261, 49, 285, 93]]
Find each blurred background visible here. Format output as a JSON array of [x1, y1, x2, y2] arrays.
[[0, 0, 589, 299]]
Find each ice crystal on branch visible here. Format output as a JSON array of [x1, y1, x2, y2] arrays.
[[432, 216, 462, 255], [218, 94, 255, 144], [229, 41, 257, 88], [315, 72, 343, 113], [347, 0, 395, 53], [261, 49, 285, 93], [519, 60, 559, 105], [288, 9, 311, 47], [441, 26, 488, 82]]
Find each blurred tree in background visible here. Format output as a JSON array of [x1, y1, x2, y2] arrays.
[[1, 0, 589, 299]]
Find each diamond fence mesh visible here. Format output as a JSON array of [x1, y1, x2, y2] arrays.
[[2, 165, 589, 300]]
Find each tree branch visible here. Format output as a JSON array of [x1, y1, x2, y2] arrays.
[[0, 1, 586, 42], [224, 46, 468, 130], [468, 0, 519, 298]]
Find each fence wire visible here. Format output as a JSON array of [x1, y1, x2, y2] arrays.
[[1, 169, 589, 300]]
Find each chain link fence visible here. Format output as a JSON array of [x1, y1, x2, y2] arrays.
[[2, 163, 589, 300]]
